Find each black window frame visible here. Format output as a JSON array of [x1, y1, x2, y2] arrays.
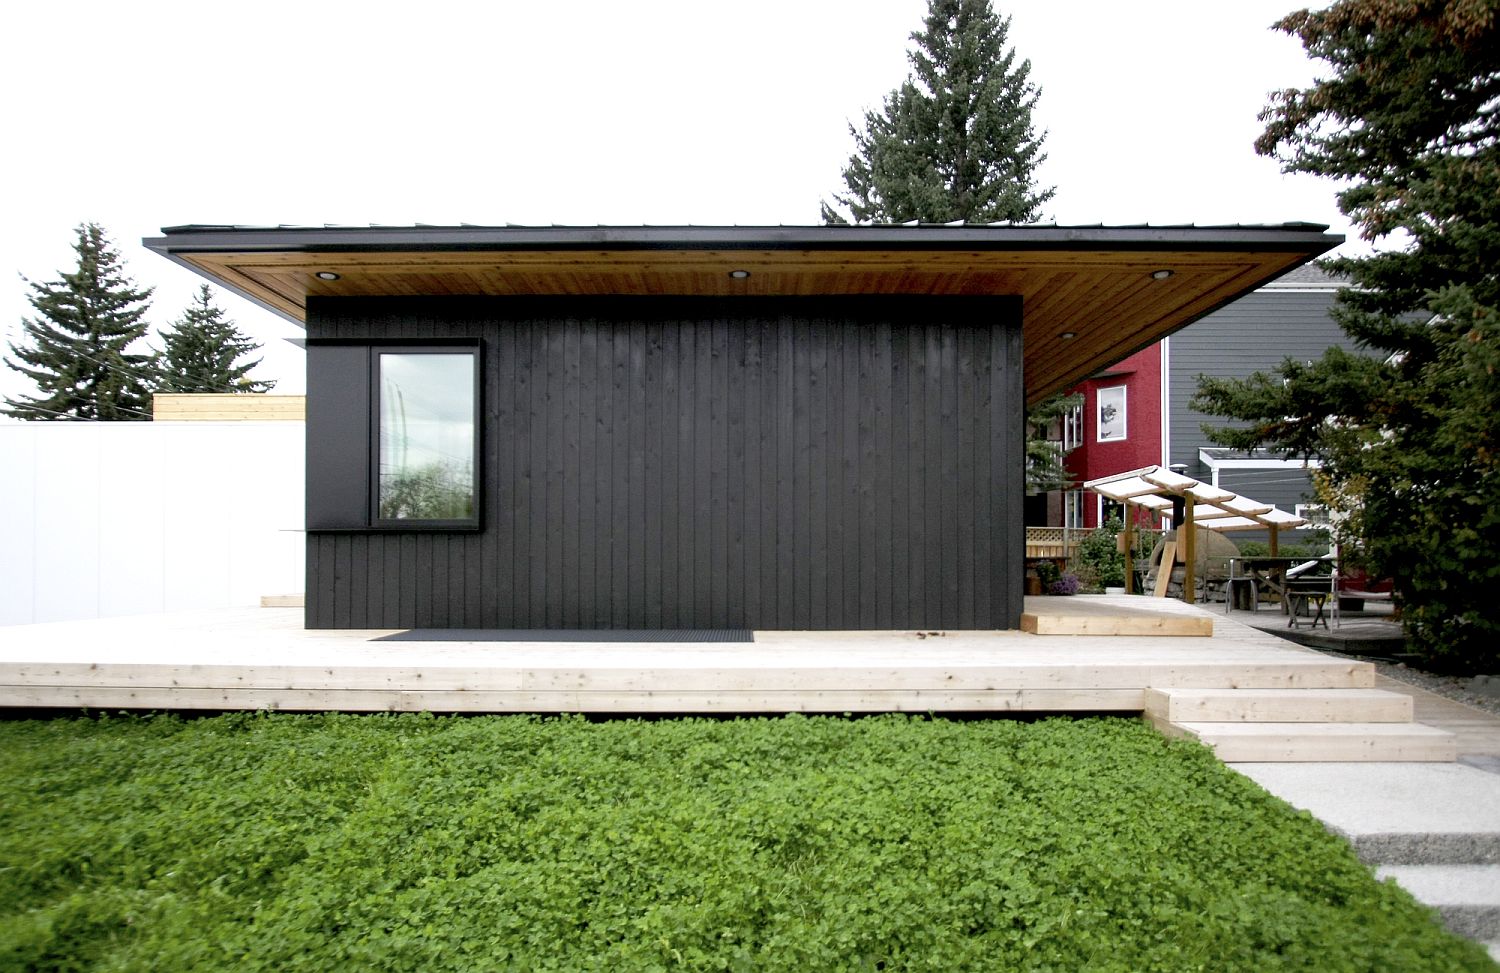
[[369, 341, 482, 531]]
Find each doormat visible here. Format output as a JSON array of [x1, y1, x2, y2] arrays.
[[373, 629, 755, 643]]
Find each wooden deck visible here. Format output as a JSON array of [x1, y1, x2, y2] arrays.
[[0, 596, 1367, 713], [0, 596, 1457, 761]]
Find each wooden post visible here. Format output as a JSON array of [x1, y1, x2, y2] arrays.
[[1269, 524, 1282, 611], [1182, 493, 1196, 605], [1122, 503, 1135, 595]]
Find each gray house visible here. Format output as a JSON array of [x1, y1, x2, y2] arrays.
[[146, 224, 1337, 630], [1164, 264, 1357, 521]]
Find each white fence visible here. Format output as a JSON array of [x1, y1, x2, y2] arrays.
[[0, 421, 304, 626]]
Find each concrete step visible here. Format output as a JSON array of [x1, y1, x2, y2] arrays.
[[1375, 865, 1500, 941], [1236, 763, 1500, 865], [1145, 687, 1413, 724], [1156, 719, 1457, 762]]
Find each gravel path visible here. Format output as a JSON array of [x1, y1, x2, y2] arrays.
[[1373, 662, 1500, 718]]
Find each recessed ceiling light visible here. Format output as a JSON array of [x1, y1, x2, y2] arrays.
[[1059, 331, 1077, 340], [1151, 269, 1174, 280], [728, 269, 751, 279], [315, 271, 340, 281]]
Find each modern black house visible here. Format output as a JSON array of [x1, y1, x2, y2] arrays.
[[145, 224, 1339, 631]]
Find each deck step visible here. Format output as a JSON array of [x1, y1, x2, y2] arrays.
[[1375, 865, 1500, 940], [1154, 719, 1457, 762], [1145, 687, 1413, 724], [1020, 605, 1213, 637]]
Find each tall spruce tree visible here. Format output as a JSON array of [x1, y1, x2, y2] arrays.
[[4, 224, 156, 420], [158, 285, 275, 393], [1192, 0, 1499, 669], [822, 0, 1054, 225]]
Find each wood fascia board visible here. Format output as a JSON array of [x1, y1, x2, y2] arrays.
[[146, 226, 1341, 403]]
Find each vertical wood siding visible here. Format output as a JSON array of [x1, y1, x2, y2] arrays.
[[306, 296, 1023, 630]]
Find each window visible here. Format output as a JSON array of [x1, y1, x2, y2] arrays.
[[1065, 490, 1085, 530], [1294, 503, 1332, 529], [1061, 402, 1083, 452], [1097, 385, 1127, 442], [374, 349, 478, 526]]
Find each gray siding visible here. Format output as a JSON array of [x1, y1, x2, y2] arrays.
[[1211, 468, 1320, 520], [305, 296, 1024, 631], [1168, 288, 1355, 510]]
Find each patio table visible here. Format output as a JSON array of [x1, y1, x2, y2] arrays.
[[1226, 556, 1317, 614]]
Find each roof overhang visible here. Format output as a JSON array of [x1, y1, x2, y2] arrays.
[[143, 223, 1341, 403]]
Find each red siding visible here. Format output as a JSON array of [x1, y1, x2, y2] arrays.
[[1063, 344, 1163, 527]]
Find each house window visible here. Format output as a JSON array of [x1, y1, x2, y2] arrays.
[[1065, 490, 1085, 530], [374, 349, 479, 526], [1097, 385, 1126, 442], [1294, 503, 1331, 529], [1061, 402, 1083, 452]]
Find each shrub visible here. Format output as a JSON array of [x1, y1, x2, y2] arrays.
[[1076, 518, 1127, 591]]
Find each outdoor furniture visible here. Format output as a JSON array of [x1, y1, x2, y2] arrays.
[[1226, 556, 1303, 613], [1285, 575, 1336, 630]]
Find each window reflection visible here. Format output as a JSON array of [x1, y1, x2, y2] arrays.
[[1097, 385, 1127, 442], [378, 352, 475, 520]]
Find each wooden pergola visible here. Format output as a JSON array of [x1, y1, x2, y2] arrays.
[[1084, 465, 1306, 603]]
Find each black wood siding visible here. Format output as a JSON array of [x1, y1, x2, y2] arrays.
[[306, 296, 1024, 630]]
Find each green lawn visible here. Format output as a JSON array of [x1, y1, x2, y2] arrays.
[[0, 713, 1491, 972]]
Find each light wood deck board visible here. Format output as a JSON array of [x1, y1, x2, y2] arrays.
[[1021, 596, 1215, 636], [1, 660, 1371, 693], [0, 687, 1147, 714], [1159, 719, 1458, 762], [1145, 687, 1414, 723], [0, 600, 1378, 714]]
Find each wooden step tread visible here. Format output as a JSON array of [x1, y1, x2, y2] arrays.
[[1020, 602, 1213, 637], [1153, 718, 1457, 762], [1145, 687, 1413, 724]]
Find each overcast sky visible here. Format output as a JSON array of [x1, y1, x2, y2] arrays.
[[0, 0, 1351, 407]]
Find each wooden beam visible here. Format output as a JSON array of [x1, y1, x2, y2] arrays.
[[1153, 541, 1177, 597], [153, 394, 306, 422]]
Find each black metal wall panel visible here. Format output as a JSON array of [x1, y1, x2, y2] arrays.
[[305, 296, 1024, 630]]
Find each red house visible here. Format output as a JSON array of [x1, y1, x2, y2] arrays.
[[1062, 345, 1164, 529]]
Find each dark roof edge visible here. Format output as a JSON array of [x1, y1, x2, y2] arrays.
[[144, 223, 1342, 256]]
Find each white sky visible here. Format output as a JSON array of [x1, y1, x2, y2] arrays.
[[0, 0, 1352, 406]]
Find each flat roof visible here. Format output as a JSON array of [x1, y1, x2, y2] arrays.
[[144, 223, 1341, 403]]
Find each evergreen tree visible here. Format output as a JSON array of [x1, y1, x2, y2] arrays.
[[822, 0, 1054, 224], [1193, 0, 1499, 669], [158, 285, 275, 393], [3, 224, 156, 420], [1025, 391, 1082, 494]]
